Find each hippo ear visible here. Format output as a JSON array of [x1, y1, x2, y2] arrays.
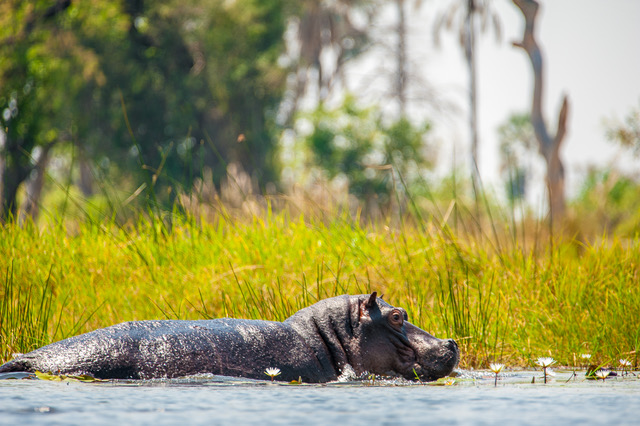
[[365, 292, 378, 309]]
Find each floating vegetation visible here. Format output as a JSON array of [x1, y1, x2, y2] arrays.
[[288, 376, 303, 385], [34, 371, 106, 383]]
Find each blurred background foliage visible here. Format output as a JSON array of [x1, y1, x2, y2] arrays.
[[0, 0, 639, 239], [291, 95, 434, 213], [1, 0, 290, 219]]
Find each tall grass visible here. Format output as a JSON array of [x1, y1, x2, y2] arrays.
[[0, 261, 56, 362], [1, 198, 638, 369]]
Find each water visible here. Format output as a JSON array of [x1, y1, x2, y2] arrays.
[[1, 370, 639, 425]]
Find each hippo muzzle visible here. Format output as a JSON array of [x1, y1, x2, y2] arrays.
[[405, 322, 459, 381]]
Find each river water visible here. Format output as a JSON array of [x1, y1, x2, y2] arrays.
[[1, 369, 639, 425]]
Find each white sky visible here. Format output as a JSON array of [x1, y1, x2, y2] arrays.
[[342, 0, 640, 202]]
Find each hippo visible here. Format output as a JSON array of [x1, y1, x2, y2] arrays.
[[0, 293, 459, 383]]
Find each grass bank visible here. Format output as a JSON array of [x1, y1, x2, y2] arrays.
[[1, 208, 638, 371]]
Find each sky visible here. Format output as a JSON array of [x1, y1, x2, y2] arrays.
[[344, 0, 640, 204]]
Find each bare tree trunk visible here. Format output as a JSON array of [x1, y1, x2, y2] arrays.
[[513, 0, 568, 229], [19, 144, 52, 223], [78, 149, 93, 197], [1, 140, 33, 221], [396, 0, 407, 116], [465, 0, 480, 192]]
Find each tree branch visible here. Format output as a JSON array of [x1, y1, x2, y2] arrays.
[[512, 0, 552, 158], [554, 94, 569, 147]]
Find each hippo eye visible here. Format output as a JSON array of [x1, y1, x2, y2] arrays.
[[389, 310, 404, 326]]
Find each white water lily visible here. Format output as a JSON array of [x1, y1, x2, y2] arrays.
[[536, 357, 556, 384], [595, 369, 610, 381], [619, 359, 631, 376], [489, 363, 505, 387], [264, 367, 281, 381], [536, 357, 556, 368], [489, 363, 505, 374]]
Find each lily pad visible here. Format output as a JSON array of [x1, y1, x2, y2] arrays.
[[34, 371, 106, 383]]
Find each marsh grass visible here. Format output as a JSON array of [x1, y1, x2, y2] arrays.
[[0, 262, 56, 362], [0, 254, 102, 364], [1, 186, 639, 370]]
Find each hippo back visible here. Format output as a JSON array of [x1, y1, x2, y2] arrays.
[[0, 319, 330, 381]]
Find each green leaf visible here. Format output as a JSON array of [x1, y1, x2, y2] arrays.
[[34, 371, 63, 381]]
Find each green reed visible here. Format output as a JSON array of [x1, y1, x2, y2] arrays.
[[1, 203, 638, 370]]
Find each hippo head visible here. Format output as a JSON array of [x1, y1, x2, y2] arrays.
[[356, 292, 459, 381]]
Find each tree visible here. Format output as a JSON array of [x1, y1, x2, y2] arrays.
[[497, 112, 536, 202], [605, 99, 640, 157], [573, 168, 640, 237], [0, 0, 290, 220], [192, 0, 288, 186], [279, 0, 374, 125], [395, 0, 408, 116], [512, 0, 569, 228], [391, 0, 434, 117], [433, 0, 501, 191], [0, 0, 122, 220], [299, 96, 435, 214]]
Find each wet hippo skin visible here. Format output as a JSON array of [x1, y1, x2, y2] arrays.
[[0, 293, 459, 382]]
